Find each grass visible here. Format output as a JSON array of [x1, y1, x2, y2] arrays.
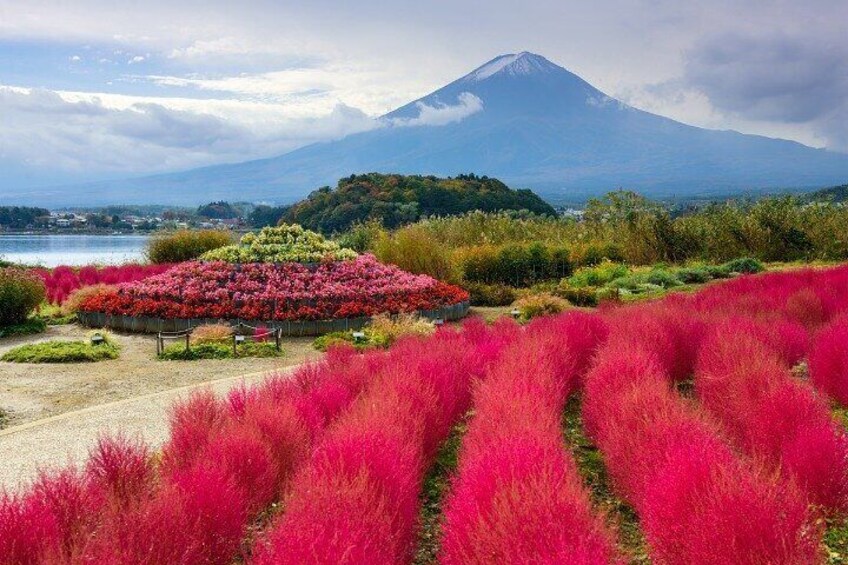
[[2, 339, 119, 363], [159, 341, 283, 360], [414, 417, 468, 565], [0, 407, 8, 430], [562, 394, 650, 564], [826, 405, 848, 563]]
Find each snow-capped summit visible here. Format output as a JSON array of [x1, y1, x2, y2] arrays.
[[462, 52, 559, 82]]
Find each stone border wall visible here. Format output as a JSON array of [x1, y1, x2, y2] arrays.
[[77, 300, 470, 336]]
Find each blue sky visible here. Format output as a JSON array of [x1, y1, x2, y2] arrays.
[[1, 0, 847, 188]]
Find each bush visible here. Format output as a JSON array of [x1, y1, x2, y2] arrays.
[[511, 293, 570, 321], [567, 260, 628, 288], [159, 341, 282, 360], [2, 338, 119, 363], [312, 314, 434, 351], [460, 243, 572, 287], [202, 224, 357, 264], [555, 285, 600, 307], [464, 282, 517, 306], [190, 324, 233, 345], [676, 267, 712, 284], [0, 318, 47, 338], [147, 230, 233, 264], [645, 269, 682, 288], [63, 284, 118, 316], [373, 225, 459, 283], [0, 268, 46, 327], [722, 257, 764, 274]]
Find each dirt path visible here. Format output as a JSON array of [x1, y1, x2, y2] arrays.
[[0, 325, 320, 428], [0, 365, 298, 493]]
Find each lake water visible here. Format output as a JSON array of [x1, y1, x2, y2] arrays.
[[0, 235, 150, 267]]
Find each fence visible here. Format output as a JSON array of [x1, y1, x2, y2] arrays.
[[78, 300, 471, 337]]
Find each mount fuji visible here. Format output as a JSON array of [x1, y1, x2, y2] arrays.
[[14, 52, 848, 206]]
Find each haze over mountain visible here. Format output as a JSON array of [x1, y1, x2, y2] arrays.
[[7, 52, 848, 206]]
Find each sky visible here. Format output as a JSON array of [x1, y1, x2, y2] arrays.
[[1, 0, 847, 185]]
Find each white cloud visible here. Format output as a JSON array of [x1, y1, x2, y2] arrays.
[[69, 55, 81, 62], [128, 55, 145, 64], [0, 85, 378, 175], [388, 92, 483, 127]]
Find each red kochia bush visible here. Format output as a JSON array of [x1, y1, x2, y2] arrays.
[[809, 316, 848, 406], [696, 327, 848, 514], [253, 322, 507, 564], [440, 314, 619, 564], [583, 326, 819, 564], [36, 263, 173, 305]]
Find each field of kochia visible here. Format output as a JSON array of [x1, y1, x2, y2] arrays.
[[4, 265, 848, 564]]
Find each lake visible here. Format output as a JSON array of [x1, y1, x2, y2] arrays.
[[0, 234, 150, 267]]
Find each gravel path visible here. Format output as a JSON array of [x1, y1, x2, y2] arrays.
[[0, 365, 297, 493], [0, 325, 319, 427]]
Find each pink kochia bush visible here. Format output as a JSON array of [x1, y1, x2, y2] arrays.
[[809, 316, 848, 406], [583, 318, 820, 564], [36, 263, 174, 305], [78, 255, 469, 321], [252, 319, 514, 564], [439, 312, 620, 564], [696, 324, 848, 514], [0, 346, 375, 564]]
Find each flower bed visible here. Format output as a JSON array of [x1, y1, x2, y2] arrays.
[[78, 255, 469, 326]]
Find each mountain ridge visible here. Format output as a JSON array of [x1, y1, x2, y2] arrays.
[[4, 51, 848, 207]]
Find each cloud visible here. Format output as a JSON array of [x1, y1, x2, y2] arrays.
[[69, 54, 81, 62], [681, 32, 848, 150], [0, 85, 378, 175], [389, 92, 483, 127], [128, 55, 145, 64]]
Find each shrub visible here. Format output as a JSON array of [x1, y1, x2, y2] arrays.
[[147, 230, 232, 264], [555, 285, 600, 307], [37, 264, 173, 305], [464, 281, 517, 306], [676, 267, 712, 284], [567, 260, 629, 288], [511, 293, 570, 321], [0, 317, 47, 338], [2, 339, 119, 363], [440, 324, 619, 564], [0, 267, 46, 327], [312, 314, 434, 352], [201, 224, 356, 264], [190, 323, 233, 345], [372, 224, 459, 283], [808, 317, 848, 406], [645, 269, 682, 288], [723, 257, 765, 274], [159, 341, 282, 360], [62, 284, 117, 316], [705, 264, 733, 278], [460, 243, 572, 287]]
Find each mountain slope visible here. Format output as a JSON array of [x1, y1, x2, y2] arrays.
[[10, 52, 848, 206]]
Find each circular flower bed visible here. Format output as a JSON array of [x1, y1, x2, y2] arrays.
[[79, 255, 469, 321]]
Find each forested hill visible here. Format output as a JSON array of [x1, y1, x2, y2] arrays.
[[805, 183, 848, 203], [282, 173, 556, 233]]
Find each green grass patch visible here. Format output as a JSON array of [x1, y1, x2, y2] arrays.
[[0, 317, 47, 338], [563, 395, 649, 563], [159, 341, 283, 360], [414, 417, 468, 565], [2, 339, 119, 363]]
